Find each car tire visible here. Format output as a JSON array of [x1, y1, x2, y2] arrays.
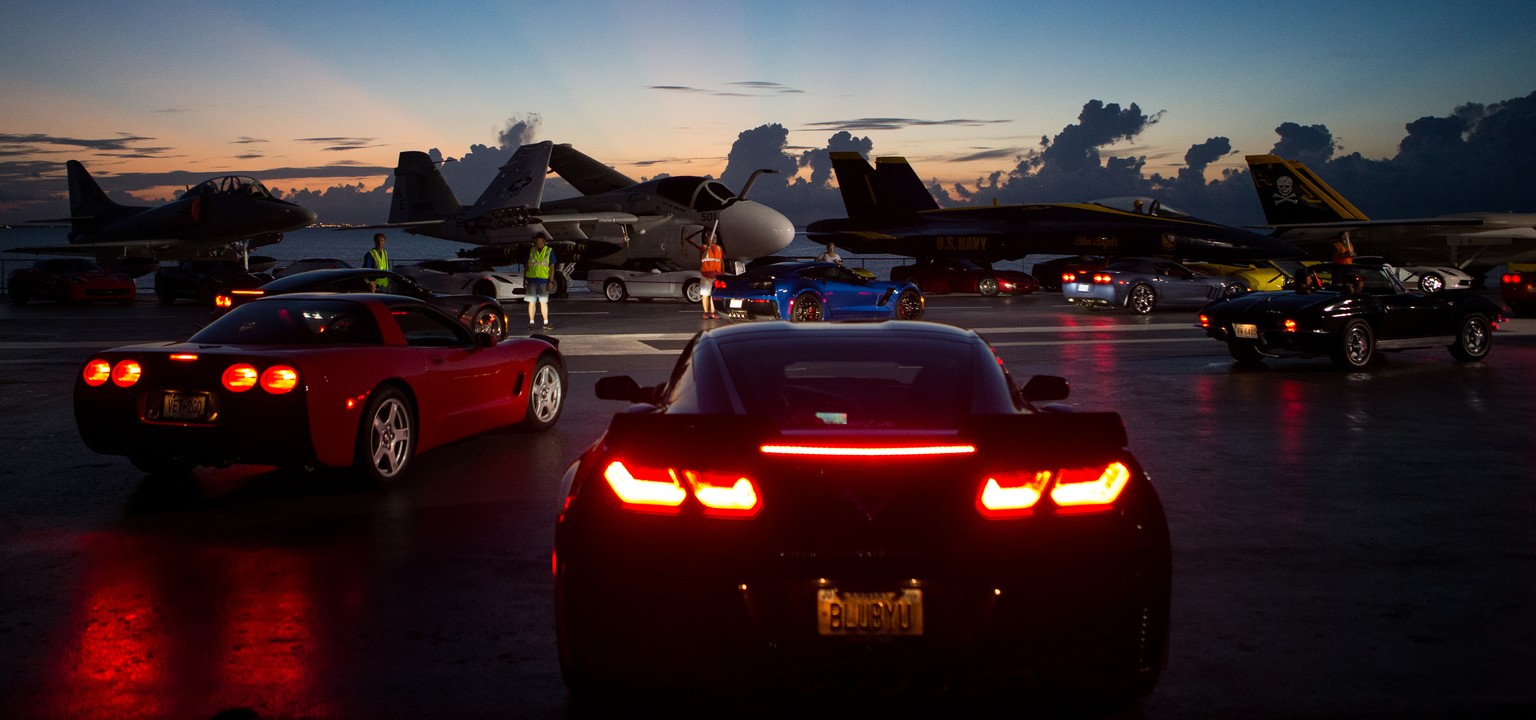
[[790, 292, 823, 322], [1448, 313, 1492, 362], [603, 279, 628, 302], [683, 279, 702, 304], [550, 274, 568, 299], [1330, 319, 1375, 369], [472, 306, 506, 339], [1127, 284, 1157, 314], [977, 276, 1000, 297], [895, 289, 924, 320], [155, 276, 175, 305], [519, 355, 565, 430], [355, 385, 414, 484], [1223, 282, 1249, 298], [1419, 272, 1445, 293], [1228, 342, 1265, 363]]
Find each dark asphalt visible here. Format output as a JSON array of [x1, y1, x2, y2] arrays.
[[1, 289, 1533, 719]]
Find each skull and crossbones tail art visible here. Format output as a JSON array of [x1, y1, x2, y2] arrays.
[[1273, 175, 1298, 205]]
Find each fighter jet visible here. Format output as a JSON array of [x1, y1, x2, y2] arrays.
[[1246, 153, 1536, 274], [806, 153, 1302, 263], [383, 141, 795, 271], [10, 160, 318, 275]]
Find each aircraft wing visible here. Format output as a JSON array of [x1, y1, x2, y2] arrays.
[[1256, 217, 1484, 232], [548, 144, 637, 196], [470, 141, 553, 211], [342, 219, 448, 231], [5, 238, 181, 256]]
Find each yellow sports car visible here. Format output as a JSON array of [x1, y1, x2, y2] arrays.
[[1184, 261, 1293, 291]]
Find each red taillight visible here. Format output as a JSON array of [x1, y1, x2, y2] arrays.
[[170, 353, 198, 362], [1198, 314, 1210, 328], [1062, 272, 1076, 283], [602, 460, 760, 516], [222, 364, 259, 392], [111, 360, 141, 388], [760, 443, 976, 457], [260, 365, 299, 394], [1092, 273, 1113, 284], [1284, 319, 1298, 333], [714, 279, 725, 289], [83, 359, 112, 387], [977, 461, 1132, 518], [1049, 462, 1131, 512], [214, 294, 232, 309]]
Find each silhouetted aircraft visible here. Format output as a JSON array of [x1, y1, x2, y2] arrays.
[[806, 153, 1302, 263], [1246, 153, 1536, 274], [381, 141, 794, 270], [10, 160, 317, 276]]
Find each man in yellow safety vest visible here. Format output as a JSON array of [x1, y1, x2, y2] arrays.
[[526, 233, 554, 330]]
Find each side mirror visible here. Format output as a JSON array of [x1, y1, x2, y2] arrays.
[[595, 375, 661, 403], [1021, 375, 1070, 404]]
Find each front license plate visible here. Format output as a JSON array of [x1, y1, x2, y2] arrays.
[[729, 298, 743, 309], [817, 588, 923, 636], [1234, 323, 1259, 339], [161, 392, 209, 421]]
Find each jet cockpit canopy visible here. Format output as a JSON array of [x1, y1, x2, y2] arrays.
[[1092, 197, 1189, 218], [187, 176, 273, 198], [654, 176, 737, 212]]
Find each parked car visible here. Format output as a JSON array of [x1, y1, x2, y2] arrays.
[[712, 261, 924, 322], [1501, 264, 1536, 316], [889, 257, 1038, 296], [1029, 255, 1107, 292], [557, 321, 1170, 705], [1201, 261, 1505, 369], [1183, 261, 1293, 291], [75, 293, 565, 481], [1062, 257, 1248, 314], [585, 258, 703, 303], [7, 258, 136, 305], [212, 268, 510, 339], [273, 257, 353, 277], [396, 258, 548, 301], [154, 259, 270, 306]]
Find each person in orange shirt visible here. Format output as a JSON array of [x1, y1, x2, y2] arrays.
[[686, 227, 724, 319], [1331, 231, 1356, 264]]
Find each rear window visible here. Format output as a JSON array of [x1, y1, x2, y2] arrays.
[[190, 300, 382, 345], [717, 338, 973, 430]]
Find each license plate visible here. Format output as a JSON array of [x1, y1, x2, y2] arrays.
[[729, 298, 743, 309], [162, 392, 209, 421], [817, 588, 923, 636], [1072, 283, 1089, 292], [1234, 323, 1259, 339]]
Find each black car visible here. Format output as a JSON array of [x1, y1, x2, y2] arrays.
[[154, 259, 270, 305], [1200, 261, 1505, 369], [213, 267, 510, 339], [556, 321, 1171, 706]]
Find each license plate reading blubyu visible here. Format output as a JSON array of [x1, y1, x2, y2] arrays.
[[817, 588, 923, 636]]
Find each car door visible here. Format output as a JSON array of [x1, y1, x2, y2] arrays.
[[389, 304, 513, 441], [819, 266, 882, 318], [1152, 261, 1214, 307]]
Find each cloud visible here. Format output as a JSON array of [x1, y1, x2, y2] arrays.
[[0, 132, 156, 153], [804, 118, 1010, 132], [649, 82, 806, 97]]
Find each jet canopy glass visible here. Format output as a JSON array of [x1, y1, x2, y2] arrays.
[[654, 177, 737, 212], [1091, 196, 1190, 218], [186, 175, 274, 198]]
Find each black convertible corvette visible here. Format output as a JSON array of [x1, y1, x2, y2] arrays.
[[1200, 261, 1505, 369], [555, 322, 1171, 706]]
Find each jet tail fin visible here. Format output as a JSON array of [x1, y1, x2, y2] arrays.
[[469, 141, 552, 211], [1245, 154, 1370, 225], [549, 144, 638, 196], [829, 152, 938, 221], [389, 151, 464, 224]]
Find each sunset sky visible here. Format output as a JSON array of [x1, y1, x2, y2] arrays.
[[2, 0, 1533, 224]]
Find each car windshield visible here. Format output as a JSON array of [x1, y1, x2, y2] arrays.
[[716, 336, 974, 430], [190, 299, 382, 345]]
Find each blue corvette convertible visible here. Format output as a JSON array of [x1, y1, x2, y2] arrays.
[[713, 260, 924, 321]]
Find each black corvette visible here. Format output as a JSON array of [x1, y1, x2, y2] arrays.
[[1200, 261, 1505, 369], [212, 268, 510, 339], [555, 321, 1171, 706]]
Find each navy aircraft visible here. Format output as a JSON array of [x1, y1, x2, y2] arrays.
[[10, 160, 318, 275], [384, 141, 795, 272], [806, 153, 1302, 263], [1246, 153, 1536, 275]]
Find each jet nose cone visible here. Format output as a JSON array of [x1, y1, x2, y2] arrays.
[[718, 201, 794, 259], [293, 204, 319, 228]]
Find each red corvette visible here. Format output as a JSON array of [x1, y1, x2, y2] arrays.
[[74, 293, 565, 481], [889, 257, 1038, 296], [7, 258, 136, 304]]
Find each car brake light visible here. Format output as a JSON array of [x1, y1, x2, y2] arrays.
[[222, 364, 259, 392], [214, 294, 232, 309], [681, 469, 761, 516], [1092, 273, 1113, 284], [1062, 272, 1076, 283], [760, 443, 976, 457], [714, 279, 725, 289], [1198, 314, 1209, 328], [260, 365, 299, 394], [603, 460, 686, 509], [977, 471, 1051, 517], [1049, 462, 1131, 512], [1284, 319, 1298, 332], [83, 359, 113, 387], [111, 360, 141, 388]]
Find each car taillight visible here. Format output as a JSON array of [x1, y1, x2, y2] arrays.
[[260, 365, 299, 394], [214, 294, 232, 309], [111, 360, 141, 388], [1092, 273, 1113, 284], [976, 461, 1131, 517], [760, 443, 976, 457], [222, 364, 259, 392], [1284, 319, 1298, 332], [83, 359, 113, 387], [714, 279, 726, 289], [1062, 272, 1076, 283], [1198, 314, 1210, 328], [602, 460, 760, 517]]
